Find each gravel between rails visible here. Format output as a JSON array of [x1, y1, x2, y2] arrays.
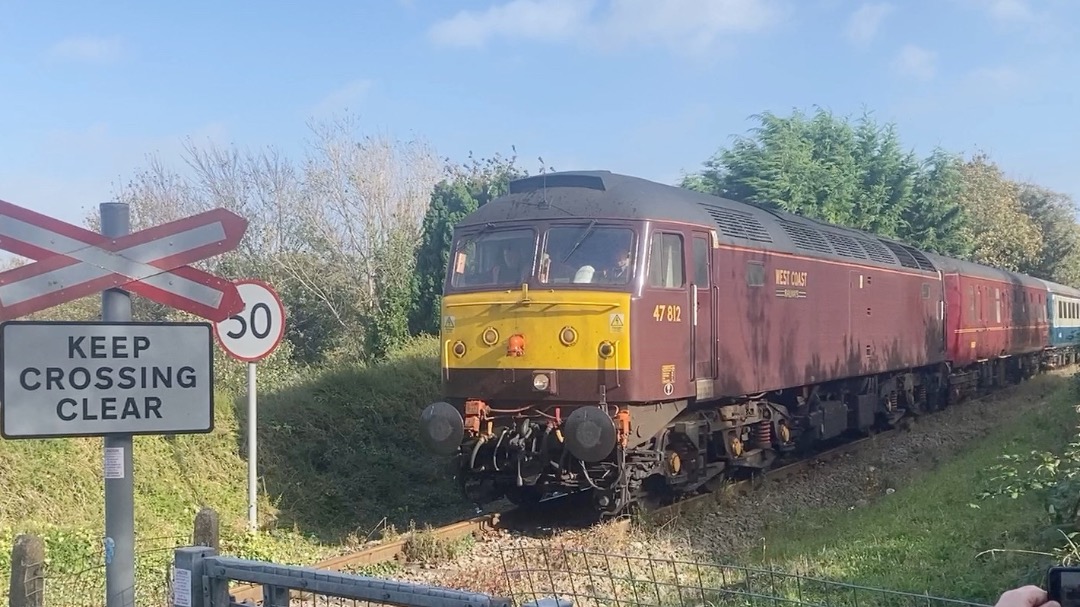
[[373, 371, 1074, 594]]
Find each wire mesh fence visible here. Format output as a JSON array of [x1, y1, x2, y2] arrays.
[[495, 544, 994, 607], [6, 533, 190, 607]]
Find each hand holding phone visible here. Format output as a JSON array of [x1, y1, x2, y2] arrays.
[[994, 584, 1060, 607], [1047, 567, 1080, 607]]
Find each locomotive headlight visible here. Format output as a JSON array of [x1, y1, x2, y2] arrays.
[[533, 373, 550, 391], [559, 326, 578, 346], [452, 340, 466, 357], [481, 327, 499, 346], [598, 340, 615, 359]]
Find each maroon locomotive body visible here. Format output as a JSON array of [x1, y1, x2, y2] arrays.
[[419, 171, 1059, 515]]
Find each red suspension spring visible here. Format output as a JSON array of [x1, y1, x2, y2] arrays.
[[753, 421, 772, 447]]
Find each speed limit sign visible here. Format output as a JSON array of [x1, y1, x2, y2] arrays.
[[214, 279, 286, 362]]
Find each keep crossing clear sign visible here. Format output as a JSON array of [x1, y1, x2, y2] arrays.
[[0, 320, 214, 439]]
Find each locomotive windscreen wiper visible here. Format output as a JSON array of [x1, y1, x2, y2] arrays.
[[561, 219, 597, 263], [454, 222, 495, 251]]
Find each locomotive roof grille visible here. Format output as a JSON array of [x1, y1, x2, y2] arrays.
[[701, 205, 773, 243], [777, 220, 834, 255], [880, 240, 920, 269], [902, 244, 938, 272], [855, 237, 899, 265], [820, 231, 869, 260]]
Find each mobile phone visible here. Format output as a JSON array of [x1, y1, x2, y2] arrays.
[[1047, 567, 1080, 607]]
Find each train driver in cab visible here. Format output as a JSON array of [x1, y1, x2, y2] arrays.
[[599, 246, 631, 284], [492, 242, 528, 285]]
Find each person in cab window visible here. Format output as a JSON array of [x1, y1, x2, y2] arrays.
[[600, 247, 631, 284], [493, 244, 527, 285]]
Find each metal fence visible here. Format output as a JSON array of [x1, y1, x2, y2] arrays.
[[495, 545, 994, 607], [162, 543, 996, 607], [172, 546, 514, 607], [5, 532, 189, 607]]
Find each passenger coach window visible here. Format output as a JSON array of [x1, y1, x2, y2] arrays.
[[648, 232, 684, 289]]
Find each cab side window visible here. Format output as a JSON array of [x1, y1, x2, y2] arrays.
[[692, 235, 710, 286], [648, 232, 684, 289]]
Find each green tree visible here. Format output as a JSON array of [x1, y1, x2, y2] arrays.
[[903, 148, 969, 256], [1016, 182, 1080, 286], [409, 150, 526, 336], [954, 153, 1042, 272], [682, 107, 969, 255]]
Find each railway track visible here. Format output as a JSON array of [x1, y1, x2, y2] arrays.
[[226, 370, 1073, 603], [226, 425, 899, 604]]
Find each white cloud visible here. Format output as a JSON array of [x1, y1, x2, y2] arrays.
[[428, 0, 786, 55], [980, 0, 1036, 21], [47, 36, 123, 64], [309, 79, 374, 119], [891, 44, 936, 81], [845, 2, 893, 45]]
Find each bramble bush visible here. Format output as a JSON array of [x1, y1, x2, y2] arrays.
[[977, 371, 1080, 563]]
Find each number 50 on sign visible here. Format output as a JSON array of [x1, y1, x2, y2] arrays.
[[214, 280, 286, 363]]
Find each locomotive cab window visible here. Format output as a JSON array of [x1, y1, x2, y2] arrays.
[[692, 235, 710, 286], [449, 227, 536, 288], [538, 223, 635, 286], [648, 232, 685, 289]]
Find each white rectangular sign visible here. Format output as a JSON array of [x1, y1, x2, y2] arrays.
[[1, 321, 214, 438]]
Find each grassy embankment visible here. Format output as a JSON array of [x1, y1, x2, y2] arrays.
[[0, 333, 470, 598], [14, 328, 1079, 605], [747, 372, 1080, 605]]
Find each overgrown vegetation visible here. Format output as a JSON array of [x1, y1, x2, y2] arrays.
[[745, 374, 1078, 604], [975, 371, 1080, 565], [4, 105, 1080, 599]]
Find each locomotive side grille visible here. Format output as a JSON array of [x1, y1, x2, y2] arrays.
[[854, 237, 898, 265], [879, 239, 922, 270], [820, 231, 869, 260], [777, 220, 834, 255], [702, 205, 774, 243], [902, 244, 938, 272]]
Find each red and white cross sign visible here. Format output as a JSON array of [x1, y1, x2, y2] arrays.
[[0, 199, 247, 322]]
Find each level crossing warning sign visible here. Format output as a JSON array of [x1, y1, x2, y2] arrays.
[[0, 320, 214, 439]]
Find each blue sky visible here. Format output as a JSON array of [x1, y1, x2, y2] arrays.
[[0, 0, 1077, 228]]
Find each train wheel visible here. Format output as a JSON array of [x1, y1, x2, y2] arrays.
[[504, 486, 544, 507]]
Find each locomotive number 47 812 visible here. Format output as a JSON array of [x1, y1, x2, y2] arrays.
[[652, 304, 682, 322]]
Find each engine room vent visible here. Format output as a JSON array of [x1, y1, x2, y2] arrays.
[[820, 230, 869, 260], [777, 220, 834, 255], [902, 243, 937, 272], [854, 237, 898, 265], [702, 205, 774, 243], [879, 239, 922, 270]]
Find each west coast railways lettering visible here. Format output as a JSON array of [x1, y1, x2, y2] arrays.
[[1, 321, 214, 439], [774, 269, 808, 287]]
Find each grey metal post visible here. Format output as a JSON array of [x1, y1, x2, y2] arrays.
[[101, 202, 135, 607], [247, 361, 257, 531], [172, 546, 216, 607]]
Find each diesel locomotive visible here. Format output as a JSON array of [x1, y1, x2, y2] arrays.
[[418, 170, 1080, 516]]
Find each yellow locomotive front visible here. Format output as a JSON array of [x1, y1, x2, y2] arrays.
[[419, 218, 642, 512]]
